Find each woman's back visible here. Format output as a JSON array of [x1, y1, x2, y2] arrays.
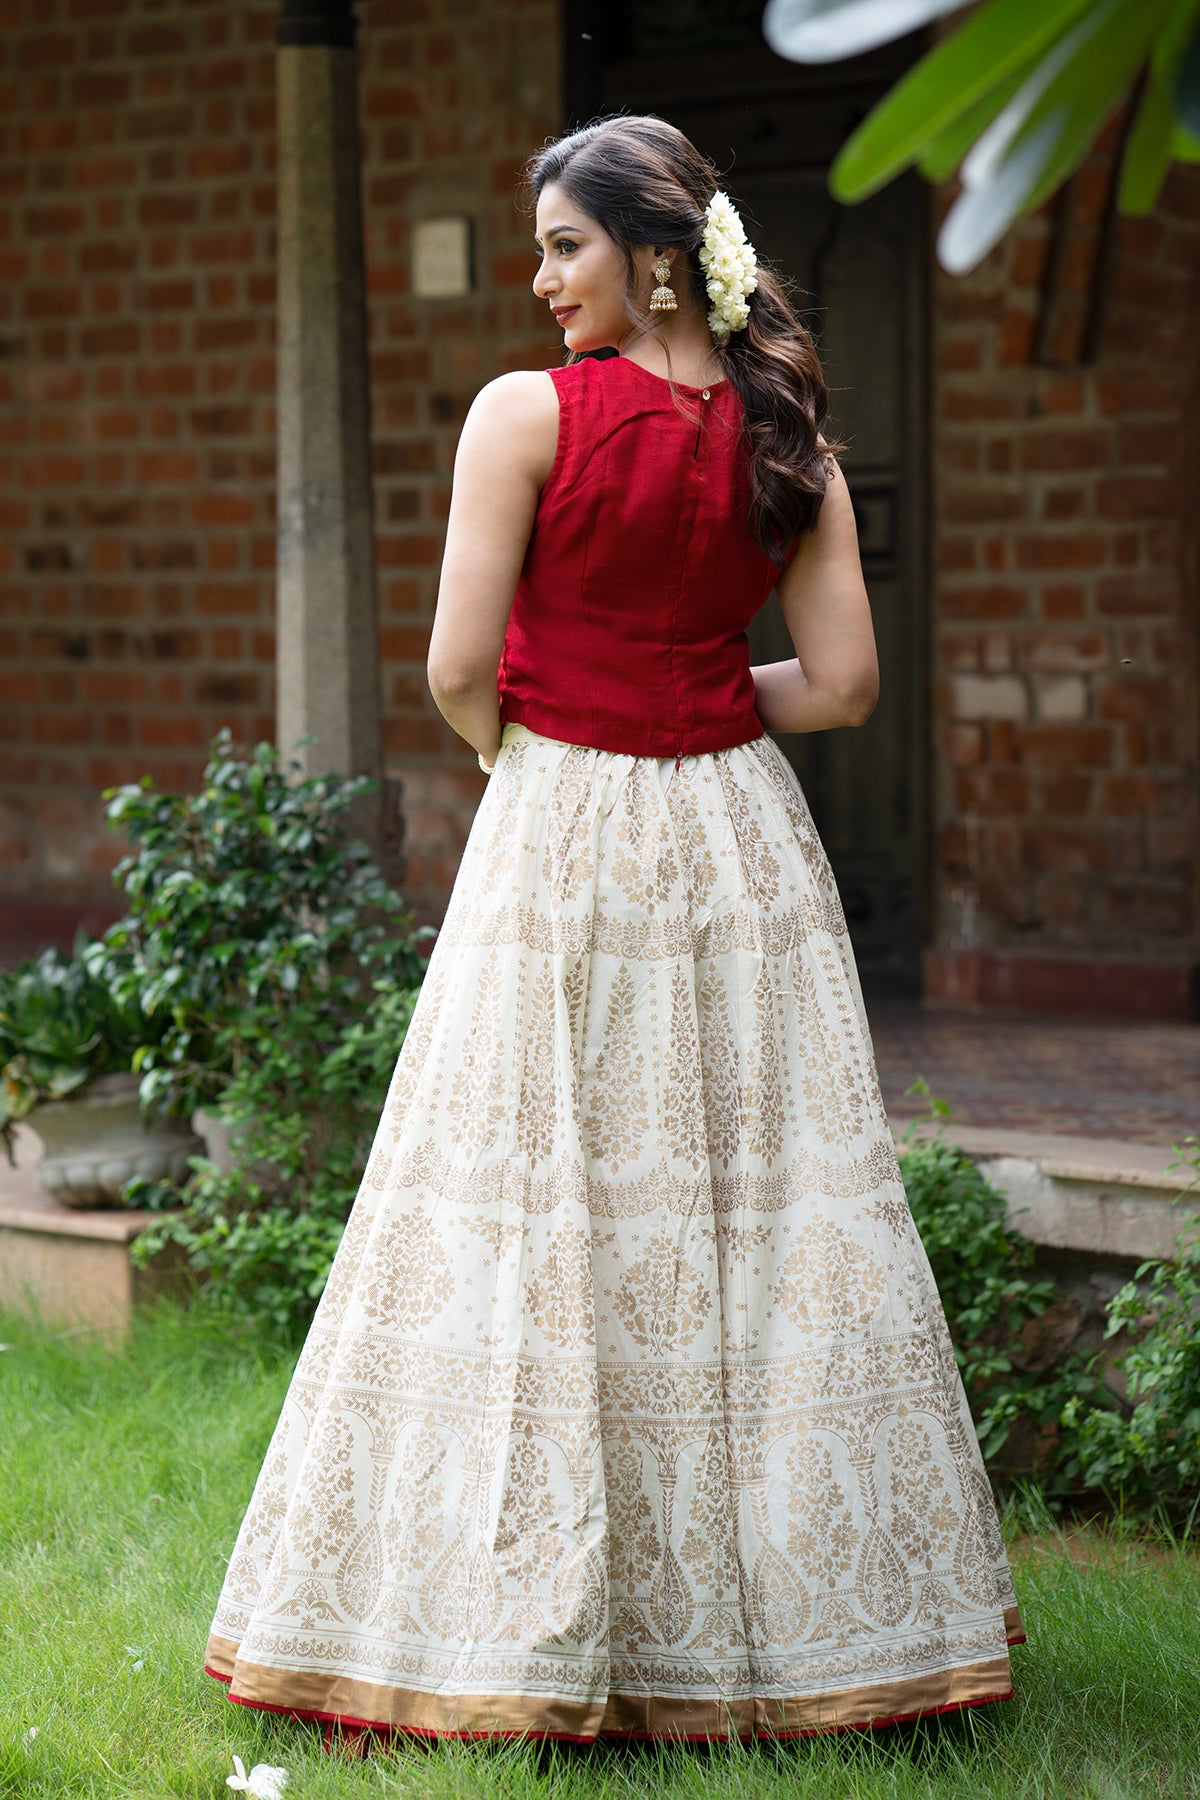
[[499, 356, 784, 760]]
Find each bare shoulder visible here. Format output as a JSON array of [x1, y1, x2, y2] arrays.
[[466, 370, 558, 430], [458, 370, 559, 485]]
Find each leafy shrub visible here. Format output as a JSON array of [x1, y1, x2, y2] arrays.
[[897, 1094, 1088, 1470], [130, 977, 421, 1341], [92, 731, 432, 1340], [1060, 1140, 1200, 1523], [88, 729, 429, 1119]]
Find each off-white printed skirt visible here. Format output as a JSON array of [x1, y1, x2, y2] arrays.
[[205, 721, 1023, 1741]]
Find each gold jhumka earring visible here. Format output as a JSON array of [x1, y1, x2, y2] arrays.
[[649, 259, 677, 312]]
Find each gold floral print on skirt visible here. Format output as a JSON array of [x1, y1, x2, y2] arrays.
[[204, 722, 1023, 1742]]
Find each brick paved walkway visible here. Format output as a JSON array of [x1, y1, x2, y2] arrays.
[[872, 1005, 1199, 1148]]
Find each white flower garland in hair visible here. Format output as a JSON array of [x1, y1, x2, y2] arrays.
[[698, 191, 757, 342]]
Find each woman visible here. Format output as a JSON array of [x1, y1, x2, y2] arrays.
[[205, 115, 1023, 1748]]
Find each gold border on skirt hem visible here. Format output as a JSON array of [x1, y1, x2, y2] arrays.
[[206, 1633, 1017, 1741]]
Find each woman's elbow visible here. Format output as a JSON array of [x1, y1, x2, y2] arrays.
[[427, 658, 493, 706], [845, 680, 879, 727], [839, 670, 879, 727]]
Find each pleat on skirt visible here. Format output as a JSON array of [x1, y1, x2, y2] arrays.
[[204, 721, 1024, 1742]]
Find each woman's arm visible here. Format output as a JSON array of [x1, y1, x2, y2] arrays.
[[751, 458, 879, 734], [427, 370, 559, 764]]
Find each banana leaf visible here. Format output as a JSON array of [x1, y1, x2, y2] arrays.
[[939, 0, 1177, 270], [828, 0, 1096, 200], [763, 0, 966, 63], [1119, 0, 1200, 210]]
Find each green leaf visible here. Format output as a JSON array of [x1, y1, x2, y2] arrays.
[[830, 0, 1096, 201], [916, 55, 1043, 181], [1120, 0, 1200, 210], [939, 0, 1176, 272], [1176, 10, 1200, 130], [763, 0, 965, 63]]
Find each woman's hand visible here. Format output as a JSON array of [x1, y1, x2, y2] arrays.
[[427, 371, 559, 763], [751, 458, 879, 734]]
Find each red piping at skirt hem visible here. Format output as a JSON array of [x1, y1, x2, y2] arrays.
[[203, 1661, 1020, 1749]]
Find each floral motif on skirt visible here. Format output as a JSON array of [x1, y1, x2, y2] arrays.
[[204, 722, 1023, 1741]]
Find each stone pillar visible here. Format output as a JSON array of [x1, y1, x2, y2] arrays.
[[275, 0, 396, 866]]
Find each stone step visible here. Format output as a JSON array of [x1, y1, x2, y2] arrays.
[[0, 1124, 188, 1341], [892, 1119, 1198, 1264]]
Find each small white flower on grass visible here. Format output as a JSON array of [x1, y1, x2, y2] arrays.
[[24, 1726, 39, 1742], [227, 1754, 288, 1799]]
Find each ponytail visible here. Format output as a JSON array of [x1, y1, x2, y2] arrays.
[[720, 263, 841, 560]]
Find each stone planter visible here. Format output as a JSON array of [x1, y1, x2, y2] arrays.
[[29, 1071, 204, 1210]]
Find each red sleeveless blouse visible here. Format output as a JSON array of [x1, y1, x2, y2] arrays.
[[497, 355, 785, 760]]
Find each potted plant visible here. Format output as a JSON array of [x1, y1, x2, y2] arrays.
[[0, 938, 202, 1209]]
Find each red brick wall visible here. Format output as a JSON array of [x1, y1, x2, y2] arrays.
[[3, 10, 1197, 1011], [929, 139, 1200, 1015], [0, 0, 559, 956]]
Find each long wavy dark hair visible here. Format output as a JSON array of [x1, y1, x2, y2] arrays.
[[525, 115, 840, 561]]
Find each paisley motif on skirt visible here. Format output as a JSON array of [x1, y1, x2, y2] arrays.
[[205, 723, 1022, 1740]]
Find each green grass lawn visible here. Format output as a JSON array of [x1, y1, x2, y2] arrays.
[[1, 1301, 1198, 1800]]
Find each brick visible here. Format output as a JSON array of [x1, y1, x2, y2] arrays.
[[194, 582, 260, 616], [949, 676, 1021, 723], [953, 769, 1029, 815], [939, 585, 1028, 621], [1023, 828, 1106, 874], [1094, 476, 1182, 521], [941, 723, 984, 765], [190, 493, 256, 526], [135, 451, 198, 483], [374, 439, 436, 475], [1099, 884, 1190, 937], [81, 321, 139, 356], [1017, 630, 1109, 671], [1033, 674, 1088, 722], [142, 278, 197, 310], [1042, 486, 1087, 523], [1096, 675, 1174, 721], [1019, 430, 1110, 473], [194, 317, 257, 351], [1014, 535, 1106, 571], [1040, 583, 1087, 621], [82, 670, 149, 703], [1103, 776, 1183, 817], [377, 534, 442, 567], [139, 714, 207, 748], [937, 338, 982, 374], [190, 229, 255, 265], [32, 712, 92, 744], [938, 385, 1026, 423], [1037, 773, 1092, 817], [1095, 375, 1179, 415], [383, 715, 444, 756], [196, 672, 258, 704], [1096, 575, 1178, 616], [941, 486, 1026, 524], [1016, 726, 1112, 767]]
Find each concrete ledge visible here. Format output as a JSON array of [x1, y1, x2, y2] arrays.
[[0, 1206, 189, 1342], [893, 1119, 1198, 1263], [0, 1123, 189, 1340]]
